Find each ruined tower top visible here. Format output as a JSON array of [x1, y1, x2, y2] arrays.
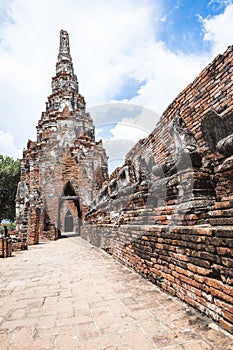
[[45, 29, 86, 112], [53, 29, 76, 90], [37, 30, 95, 145], [58, 30, 72, 62]]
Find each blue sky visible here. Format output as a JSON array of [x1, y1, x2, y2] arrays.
[[110, 0, 233, 104], [0, 0, 233, 170], [114, 78, 147, 101], [158, 0, 230, 53]]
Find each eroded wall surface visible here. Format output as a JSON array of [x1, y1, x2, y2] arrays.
[[82, 46, 233, 334]]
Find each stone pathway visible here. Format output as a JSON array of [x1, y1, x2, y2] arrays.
[[0, 236, 232, 350]]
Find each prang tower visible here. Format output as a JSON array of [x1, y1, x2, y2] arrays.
[[16, 30, 108, 243]]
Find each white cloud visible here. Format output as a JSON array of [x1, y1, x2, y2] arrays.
[[104, 138, 135, 173], [125, 43, 210, 113], [89, 102, 159, 134], [110, 122, 148, 143], [118, 105, 160, 132], [107, 104, 160, 145], [0, 130, 22, 159], [0, 0, 233, 165], [0, 0, 162, 154], [89, 103, 158, 173], [106, 121, 147, 172], [202, 3, 233, 55]]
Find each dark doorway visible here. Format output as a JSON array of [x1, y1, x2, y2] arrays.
[[64, 210, 74, 232]]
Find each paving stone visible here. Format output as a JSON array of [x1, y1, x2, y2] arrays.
[[181, 339, 214, 350], [9, 326, 35, 348], [0, 237, 232, 350], [93, 311, 114, 329], [0, 333, 12, 350], [122, 330, 155, 350], [31, 333, 55, 350], [77, 321, 99, 341], [55, 334, 78, 350], [79, 333, 126, 350], [37, 315, 57, 329], [5, 308, 26, 321], [106, 346, 130, 350], [102, 315, 140, 334]]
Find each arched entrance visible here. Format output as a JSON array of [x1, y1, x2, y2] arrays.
[[57, 180, 82, 237], [64, 210, 74, 232]]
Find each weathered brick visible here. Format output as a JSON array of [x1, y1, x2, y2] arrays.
[[219, 317, 233, 334], [15, 30, 233, 336], [215, 298, 233, 314], [209, 288, 233, 304]]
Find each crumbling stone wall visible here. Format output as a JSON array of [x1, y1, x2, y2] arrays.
[[82, 46, 233, 334]]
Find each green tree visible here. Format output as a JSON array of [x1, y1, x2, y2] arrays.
[[0, 155, 20, 222]]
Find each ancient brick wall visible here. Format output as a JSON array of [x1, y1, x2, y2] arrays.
[[82, 46, 233, 334], [82, 224, 233, 334]]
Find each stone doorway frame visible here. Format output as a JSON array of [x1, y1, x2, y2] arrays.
[[57, 181, 82, 237]]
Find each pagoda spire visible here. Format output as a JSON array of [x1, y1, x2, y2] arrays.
[[58, 30, 72, 62], [45, 30, 86, 113], [55, 29, 75, 78]]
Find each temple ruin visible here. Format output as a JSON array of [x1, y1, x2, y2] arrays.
[[15, 30, 108, 243], [6, 30, 233, 334]]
